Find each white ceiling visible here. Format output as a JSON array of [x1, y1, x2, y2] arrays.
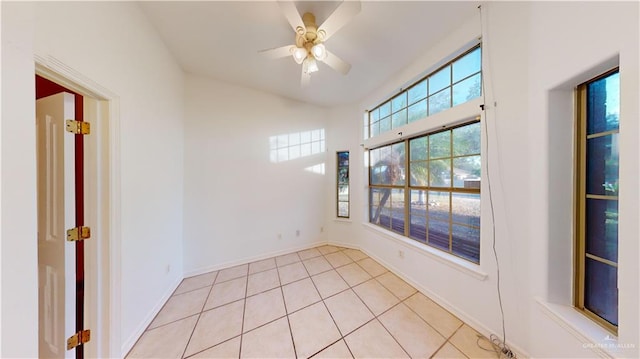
[[139, 1, 479, 107]]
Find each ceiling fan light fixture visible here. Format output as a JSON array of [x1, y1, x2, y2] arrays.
[[311, 43, 327, 60], [303, 57, 319, 74], [292, 47, 307, 64]]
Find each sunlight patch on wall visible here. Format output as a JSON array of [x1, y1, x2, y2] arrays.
[[270, 129, 326, 163], [305, 163, 325, 175]]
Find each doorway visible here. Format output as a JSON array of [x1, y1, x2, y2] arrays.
[[35, 66, 119, 358]]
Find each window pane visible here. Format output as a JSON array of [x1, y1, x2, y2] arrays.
[[429, 89, 451, 116], [408, 99, 427, 123], [379, 116, 392, 133], [338, 167, 349, 184], [408, 80, 427, 105], [392, 93, 407, 113], [392, 142, 406, 185], [370, 108, 380, 122], [338, 202, 349, 217], [338, 185, 349, 201], [429, 131, 451, 159], [587, 72, 619, 135], [392, 109, 407, 129], [338, 152, 349, 168], [429, 159, 451, 187], [586, 198, 618, 263], [369, 188, 390, 225], [410, 190, 427, 242], [453, 122, 481, 156], [379, 101, 391, 118], [428, 220, 450, 251], [452, 193, 480, 227], [453, 156, 481, 188], [452, 73, 482, 106], [370, 144, 405, 185], [429, 66, 451, 95], [586, 134, 619, 196], [389, 189, 405, 235], [410, 137, 428, 161], [428, 191, 450, 222], [410, 161, 427, 186], [452, 224, 480, 263], [453, 47, 481, 83], [371, 121, 380, 137], [584, 258, 618, 326]]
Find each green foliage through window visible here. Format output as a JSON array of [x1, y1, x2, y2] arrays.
[[369, 121, 481, 263]]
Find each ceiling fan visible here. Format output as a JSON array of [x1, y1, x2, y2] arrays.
[[260, 1, 361, 86]]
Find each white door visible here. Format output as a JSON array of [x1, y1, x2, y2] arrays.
[[37, 92, 76, 359]]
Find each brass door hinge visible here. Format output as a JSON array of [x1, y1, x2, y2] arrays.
[[67, 329, 90, 350], [65, 120, 90, 135], [66, 226, 91, 242]]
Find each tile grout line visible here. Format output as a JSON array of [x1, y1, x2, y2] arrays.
[[130, 246, 480, 359], [299, 248, 349, 358], [237, 265, 250, 359], [180, 270, 219, 359], [276, 260, 299, 359], [320, 248, 357, 359]]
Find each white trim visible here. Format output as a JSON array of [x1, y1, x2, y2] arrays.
[[322, 241, 527, 358], [362, 222, 488, 281], [363, 98, 483, 151], [333, 218, 353, 223], [121, 276, 182, 358], [534, 298, 634, 358], [183, 241, 326, 278], [364, 246, 528, 359], [35, 54, 122, 358]]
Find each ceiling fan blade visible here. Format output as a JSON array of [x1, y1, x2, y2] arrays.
[[318, 1, 361, 41], [322, 50, 351, 75], [301, 67, 311, 87], [277, 1, 306, 36], [259, 45, 295, 59]]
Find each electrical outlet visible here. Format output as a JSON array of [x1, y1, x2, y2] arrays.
[[320, 226, 324, 233], [398, 250, 404, 259], [166, 264, 171, 274], [296, 230, 300, 237]]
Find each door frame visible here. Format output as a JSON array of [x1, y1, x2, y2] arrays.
[[35, 55, 122, 358]]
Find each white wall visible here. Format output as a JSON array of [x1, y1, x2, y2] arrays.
[[1, 3, 37, 357], [527, 2, 639, 358], [182, 74, 328, 275], [1, 2, 185, 356], [326, 2, 639, 358]]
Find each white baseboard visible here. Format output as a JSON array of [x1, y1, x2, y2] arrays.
[[183, 240, 326, 278], [121, 275, 182, 357], [361, 247, 529, 359]]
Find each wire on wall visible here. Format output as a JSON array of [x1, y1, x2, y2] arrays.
[[478, 4, 515, 359]]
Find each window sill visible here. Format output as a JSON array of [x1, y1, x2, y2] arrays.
[[362, 222, 488, 281], [333, 218, 352, 223], [534, 298, 629, 357]]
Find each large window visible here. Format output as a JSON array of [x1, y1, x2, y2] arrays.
[[337, 151, 350, 218], [369, 121, 481, 263], [365, 46, 481, 139], [575, 69, 619, 333]]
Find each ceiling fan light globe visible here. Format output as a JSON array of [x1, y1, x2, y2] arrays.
[[311, 43, 327, 60], [292, 47, 307, 64], [302, 57, 319, 74]]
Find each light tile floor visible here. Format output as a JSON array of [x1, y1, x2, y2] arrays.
[[127, 245, 500, 359]]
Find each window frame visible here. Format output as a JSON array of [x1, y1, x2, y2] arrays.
[[368, 120, 481, 263], [574, 67, 619, 334], [365, 45, 482, 140], [336, 151, 350, 218]]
